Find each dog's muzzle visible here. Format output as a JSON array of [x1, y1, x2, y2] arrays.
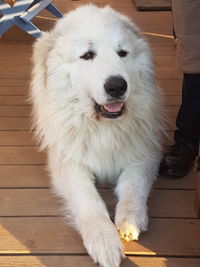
[[94, 76, 127, 119]]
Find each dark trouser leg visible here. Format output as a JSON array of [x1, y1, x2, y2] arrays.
[[159, 73, 200, 178], [175, 73, 200, 155]]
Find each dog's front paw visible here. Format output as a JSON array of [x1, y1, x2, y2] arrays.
[[117, 220, 140, 241], [115, 203, 148, 241], [80, 215, 124, 267]]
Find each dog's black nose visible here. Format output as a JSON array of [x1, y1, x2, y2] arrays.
[[104, 76, 127, 98]]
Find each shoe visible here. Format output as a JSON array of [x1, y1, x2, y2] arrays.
[[159, 142, 197, 179]]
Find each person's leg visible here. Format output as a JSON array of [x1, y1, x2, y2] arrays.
[[175, 73, 200, 152], [159, 73, 200, 178]]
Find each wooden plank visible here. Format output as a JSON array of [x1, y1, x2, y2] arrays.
[[0, 68, 30, 80], [0, 146, 45, 165], [129, 12, 173, 36], [0, 217, 84, 254], [148, 189, 197, 218], [0, 106, 31, 117], [0, 131, 35, 145], [0, 118, 175, 133], [158, 78, 182, 96], [0, 131, 172, 147], [0, 79, 181, 96], [125, 257, 200, 267], [0, 87, 27, 96], [0, 189, 197, 218], [0, 96, 29, 105], [164, 96, 181, 106], [155, 170, 195, 190], [0, 118, 30, 130], [0, 43, 32, 54], [0, 117, 176, 131], [0, 189, 60, 216], [156, 68, 180, 79], [0, 165, 195, 189], [134, 0, 171, 11], [0, 104, 179, 119], [0, 256, 199, 267], [0, 79, 29, 87], [0, 217, 199, 255], [0, 93, 181, 105], [101, 188, 197, 219], [0, 165, 49, 188], [124, 218, 200, 256], [0, 95, 181, 108], [0, 47, 31, 79], [148, 37, 177, 55]]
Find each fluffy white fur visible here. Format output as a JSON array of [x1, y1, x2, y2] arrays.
[[30, 5, 165, 267]]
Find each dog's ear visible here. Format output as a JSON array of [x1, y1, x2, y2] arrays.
[[30, 32, 54, 146], [31, 32, 54, 89], [122, 19, 141, 38]]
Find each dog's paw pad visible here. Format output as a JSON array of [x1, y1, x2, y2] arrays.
[[118, 220, 140, 241]]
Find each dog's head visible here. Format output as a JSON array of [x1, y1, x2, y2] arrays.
[[36, 5, 153, 121]]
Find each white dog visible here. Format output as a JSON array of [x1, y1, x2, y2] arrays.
[[30, 5, 164, 267]]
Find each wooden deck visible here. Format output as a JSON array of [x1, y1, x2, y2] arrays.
[[0, 0, 200, 266]]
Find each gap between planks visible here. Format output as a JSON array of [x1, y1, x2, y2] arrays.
[[0, 255, 199, 267]]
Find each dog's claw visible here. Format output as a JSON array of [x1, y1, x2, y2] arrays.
[[118, 220, 140, 241]]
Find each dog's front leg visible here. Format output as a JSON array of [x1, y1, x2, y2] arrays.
[[115, 165, 155, 241], [51, 161, 124, 267]]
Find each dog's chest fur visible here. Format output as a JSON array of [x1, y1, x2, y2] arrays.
[[72, 120, 134, 183]]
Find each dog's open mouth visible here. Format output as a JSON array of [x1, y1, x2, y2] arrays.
[[95, 101, 124, 119]]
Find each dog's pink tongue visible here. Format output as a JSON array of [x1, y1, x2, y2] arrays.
[[103, 102, 123, 112]]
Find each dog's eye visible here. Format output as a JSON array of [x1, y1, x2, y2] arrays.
[[117, 50, 128, 58], [80, 51, 96, 60]]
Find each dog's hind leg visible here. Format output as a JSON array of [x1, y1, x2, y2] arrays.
[[50, 160, 124, 267], [115, 164, 155, 241]]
